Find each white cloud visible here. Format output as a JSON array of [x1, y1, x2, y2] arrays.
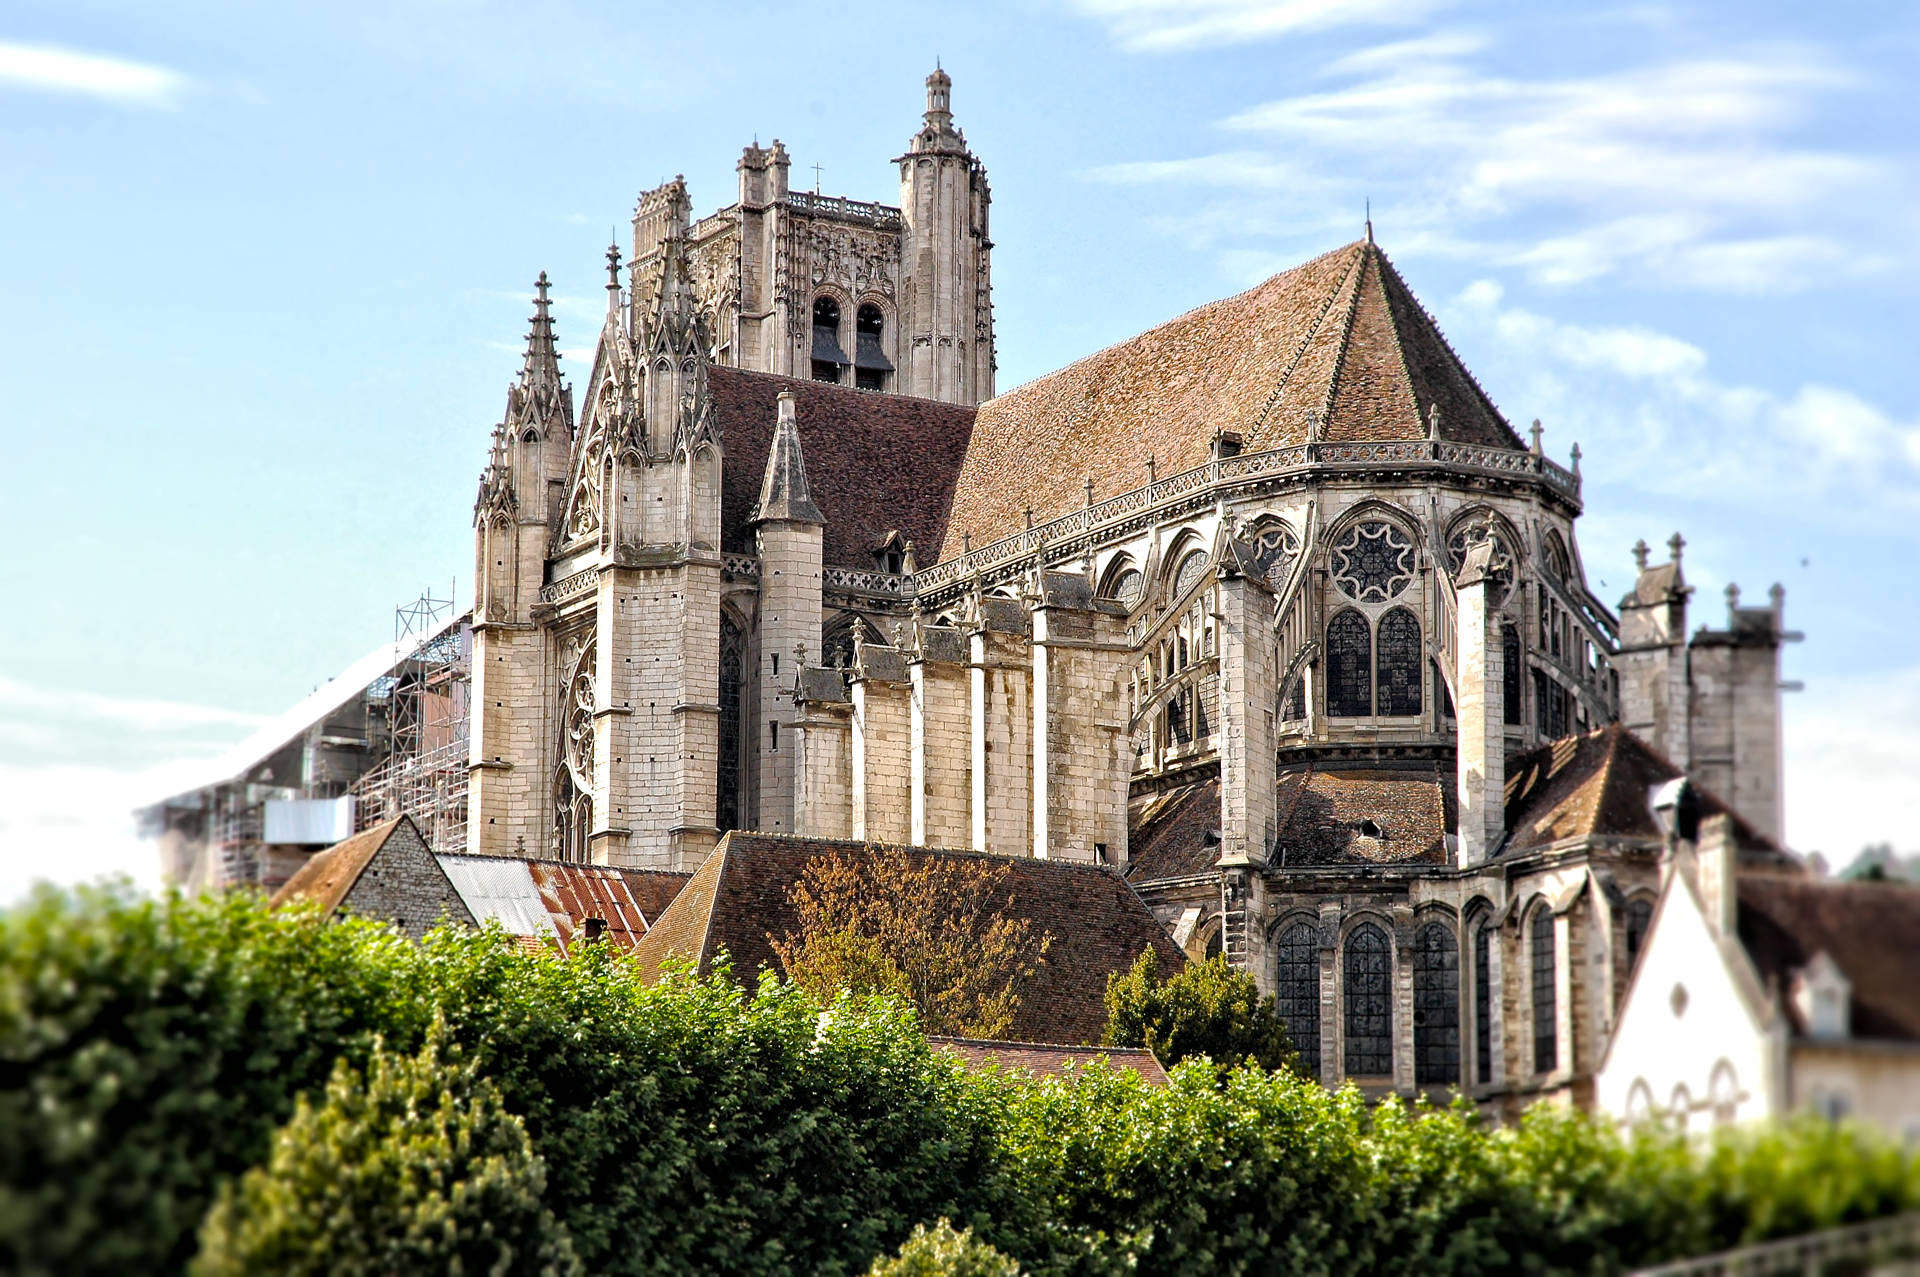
[[1785, 663, 1920, 859], [0, 40, 191, 107], [0, 676, 268, 735], [1070, 0, 1441, 52], [0, 758, 193, 903]]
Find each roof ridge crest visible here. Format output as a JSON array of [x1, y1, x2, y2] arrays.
[[1317, 247, 1370, 433], [1248, 243, 1367, 440]]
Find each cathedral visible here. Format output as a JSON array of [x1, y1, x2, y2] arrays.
[[464, 69, 1799, 1107]]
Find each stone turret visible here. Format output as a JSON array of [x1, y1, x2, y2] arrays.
[[752, 391, 824, 834], [898, 68, 995, 405]]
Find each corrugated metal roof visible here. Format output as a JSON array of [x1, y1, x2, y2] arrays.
[[529, 862, 651, 952], [435, 855, 557, 939]]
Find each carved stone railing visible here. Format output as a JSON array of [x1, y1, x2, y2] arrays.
[[824, 565, 912, 598], [912, 440, 1579, 604], [721, 554, 761, 580], [538, 567, 598, 607], [785, 192, 902, 228], [687, 210, 735, 242]]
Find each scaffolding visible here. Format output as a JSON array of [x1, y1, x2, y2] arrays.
[[350, 589, 472, 854]]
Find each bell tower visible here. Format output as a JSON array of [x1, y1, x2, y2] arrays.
[[898, 67, 995, 405]]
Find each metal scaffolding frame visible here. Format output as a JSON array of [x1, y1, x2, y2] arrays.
[[350, 589, 471, 854]]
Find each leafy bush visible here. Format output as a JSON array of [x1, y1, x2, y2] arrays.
[[192, 1027, 578, 1276], [869, 1219, 1025, 1276], [1103, 948, 1294, 1073]]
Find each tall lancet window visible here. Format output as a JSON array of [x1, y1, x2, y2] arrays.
[[1326, 610, 1372, 717], [854, 303, 892, 391], [1344, 923, 1392, 1077], [811, 296, 847, 384], [1375, 607, 1423, 717], [1502, 625, 1523, 725], [1275, 921, 1322, 1080], [1531, 904, 1558, 1074], [1413, 922, 1460, 1087], [717, 616, 744, 834]]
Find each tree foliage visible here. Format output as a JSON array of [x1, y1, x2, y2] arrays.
[[192, 1027, 578, 1277], [774, 845, 1054, 1038], [869, 1219, 1025, 1277], [1103, 948, 1294, 1073]]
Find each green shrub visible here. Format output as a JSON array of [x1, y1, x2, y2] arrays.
[[869, 1219, 1025, 1276], [192, 1027, 578, 1276], [1103, 948, 1294, 1073]]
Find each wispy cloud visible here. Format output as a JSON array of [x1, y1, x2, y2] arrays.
[[0, 40, 192, 108], [0, 676, 268, 735], [1783, 662, 1920, 859], [1070, 0, 1441, 52]]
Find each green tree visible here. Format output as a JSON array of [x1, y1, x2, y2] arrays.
[[868, 1220, 1025, 1277], [192, 1028, 578, 1277], [1103, 948, 1294, 1072]]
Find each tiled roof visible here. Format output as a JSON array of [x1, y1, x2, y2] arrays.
[[929, 1036, 1170, 1085], [709, 367, 975, 568], [630, 832, 1185, 1045], [1738, 875, 1920, 1043], [940, 239, 1523, 557], [1272, 760, 1455, 868], [434, 854, 686, 955], [1502, 724, 1783, 858], [1127, 778, 1222, 883], [269, 816, 411, 914], [616, 869, 691, 925]]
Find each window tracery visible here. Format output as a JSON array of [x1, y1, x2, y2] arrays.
[[1413, 922, 1460, 1086], [1326, 610, 1372, 717], [1247, 521, 1301, 591], [1344, 922, 1393, 1076], [1172, 550, 1209, 599], [1375, 607, 1422, 717], [1105, 568, 1144, 609], [1276, 921, 1321, 1080], [1331, 520, 1415, 602], [1532, 905, 1558, 1074], [717, 616, 744, 833]]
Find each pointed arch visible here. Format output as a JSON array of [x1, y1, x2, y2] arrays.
[[1375, 607, 1423, 716], [1413, 920, 1460, 1087], [1343, 921, 1393, 1077], [822, 611, 881, 670], [1274, 918, 1321, 1080], [1531, 902, 1558, 1074], [1326, 609, 1372, 717]]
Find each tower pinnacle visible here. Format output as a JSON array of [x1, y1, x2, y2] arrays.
[[924, 65, 952, 129]]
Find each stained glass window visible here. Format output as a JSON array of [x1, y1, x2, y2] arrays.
[[1276, 921, 1321, 1080], [1503, 626, 1523, 725], [1446, 523, 1515, 601], [717, 616, 744, 834], [1107, 568, 1143, 608], [1248, 521, 1300, 590], [1625, 898, 1654, 973], [1532, 906, 1558, 1074], [1172, 550, 1209, 599], [1282, 674, 1307, 722], [1344, 923, 1393, 1077], [1375, 607, 1422, 717], [1474, 923, 1493, 1085], [1326, 610, 1372, 717], [1331, 520, 1415, 602], [1413, 922, 1460, 1087]]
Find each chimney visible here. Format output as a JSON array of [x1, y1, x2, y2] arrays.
[[1696, 812, 1738, 938], [1455, 528, 1505, 865]]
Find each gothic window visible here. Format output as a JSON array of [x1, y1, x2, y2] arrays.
[[1105, 567, 1144, 609], [1533, 670, 1551, 737], [854, 303, 891, 391], [1532, 905, 1558, 1074], [717, 616, 744, 834], [1544, 531, 1571, 584], [1625, 897, 1654, 973], [1474, 923, 1493, 1085], [1247, 521, 1301, 590], [1331, 520, 1415, 602], [1375, 607, 1423, 717], [1502, 626, 1523, 725], [1172, 550, 1209, 599], [1344, 922, 1393, 1077], [1326, 610, 1372, 717], [821, 613, 876, 671], [810, 296, 847, 384], [1446, 522, 1515, 601], [1275, 921, 1321, 1080], [1282, 673, 1307, 722], [553, 769, 591, 863], [1413, 922, 1461, 1087]]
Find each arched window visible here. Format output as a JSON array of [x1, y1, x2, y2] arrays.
[[821, 612, 877, 671], [717, 615, 744, 833], [1172, 549, 1209, 598], [1413, 922, 1460, 1087], [1375, 607, 1423, 717], [1275, 921, 1321, 1080], [1625, 897, 1654, 973], [1326, 610, 1372, 717], [854, 303, 891, 390], [1282, 673, 1307, 722], [1446, 520, 1516, 601], [1109, 569, 1143, 608], [1344, 922, 1392, 1077], [1544, 531, 1571, 583], [1531, 905, 1558, 1074], [810, 296, 847, 384], [1247, 520, 1300, 590], [1473, 922, 1493, 1085], [1502, 625, 1523, 725]]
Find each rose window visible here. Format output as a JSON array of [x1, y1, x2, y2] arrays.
[[1331, 521, 1415, 602]]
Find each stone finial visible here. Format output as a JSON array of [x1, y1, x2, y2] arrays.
[[1725, 583, 1741, 616], [1632, 539, 1650, 571], [1024, 506, 1034, 532], [1769, 582, 1785, 617], [1668, 532, 1686, 564], [793, 641, 808, 667], [1146, 452, 1157, 484], [1084, 476, 1094, 507], [605, 241, 622, 293], [753, 390, 823, 523], [1570, 442, 1582, 476], [1529, 419, 1544, 455], [1427, 402, 1442, 442], [962, 530, 972, 553], [901, 538, 917, 575], [1305, 409, 1321, 444]]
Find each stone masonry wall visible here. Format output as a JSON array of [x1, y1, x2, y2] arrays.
[[852, 672, 912, 843], [339, 822, 475, 941], [911, 636, 971, 848]]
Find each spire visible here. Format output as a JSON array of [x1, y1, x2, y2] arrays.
[[753, 391, 823, 524], [604, 242, 622, 318], [925, 64, 952, 128], [906, 65, 967, 156], [505, 272, 573, 436], [523, 271, 561, 389]]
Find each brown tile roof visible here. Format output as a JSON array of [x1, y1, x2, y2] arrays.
[[615, 868, 691, 926], [1738, 875, 1920, 1042], [631, 832, 1185, 1045], [709, 367, 976, 569], [1127, 778, 1222, 883], [929, 1036, 1170, 1086], [268, 816, 411, 914], [1502, 724, 1783, 858], [1272, 760, 1455, 868], [939, 239, 1523, 557]]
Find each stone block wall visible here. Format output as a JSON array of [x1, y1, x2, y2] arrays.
[[469, 621, 549, 858], [972, 625, 1032, 856], [1031, 590, 1131, 864], [911, 633, 971, 848], [851, 661, 912, 844], [339, 822, 476, 940]]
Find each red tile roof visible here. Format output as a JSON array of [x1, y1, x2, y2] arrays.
[[709, 367, 976, 569], [631, 832, 1185, 1045], [1738, 875, 1920, 1042], [929, 1036, 1171, 1085], [1272, 760, 1455, 868], [268, 816, 412, 914], [940, 240, 1523, 557]]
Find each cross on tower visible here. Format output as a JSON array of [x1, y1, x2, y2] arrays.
[[810, 162, 824, 194]]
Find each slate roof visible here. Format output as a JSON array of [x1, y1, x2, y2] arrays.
[[269, 816, 413, 914], [929, 1036, 1171, 1085], [630, 831, 1185, 1045], [940, 239, 1524, 557], [1272, 760, 1455, 868], [1127, 779, 1222, 884], [1738, 875, 1920, 1043], [709, 367, 975, 568], [1502, 724, 1784, 858]]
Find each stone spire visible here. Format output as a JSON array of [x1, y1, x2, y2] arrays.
[[754, 391, 823, 524], [505, 272, 573, 436], [906, 65, 968, 156]]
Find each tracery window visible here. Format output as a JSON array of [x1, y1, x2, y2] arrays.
[[1544, 531, 1571, 584], [1104, 567, 1144, 609], [1413, 922, 1461, 1087], [1446, 523, 1515, 601], [1344, 922, 1393, 1077], [1531, 905, 1558, 1074], [1375, 607, 1423, 717], [1625, 898, 1654, 973], [1474, 923, 1493, 1085], [1282, 673, 1307, 723], [717, 616, 744, 834], [1326, 610, 1372, 717], [1502, 626, 1523, 725], [1331, 520, 1415, 602], [1172, 550, 1209, 599], [553, 768, 591, 863], [1247, 521, 1301, 591], [1275, 921, 1321, 1080]]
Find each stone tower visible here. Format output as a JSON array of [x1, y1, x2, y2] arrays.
[[897, 67, 995, 405]]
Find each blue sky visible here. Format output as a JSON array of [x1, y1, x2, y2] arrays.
[[1, 0, 1915, 897]]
